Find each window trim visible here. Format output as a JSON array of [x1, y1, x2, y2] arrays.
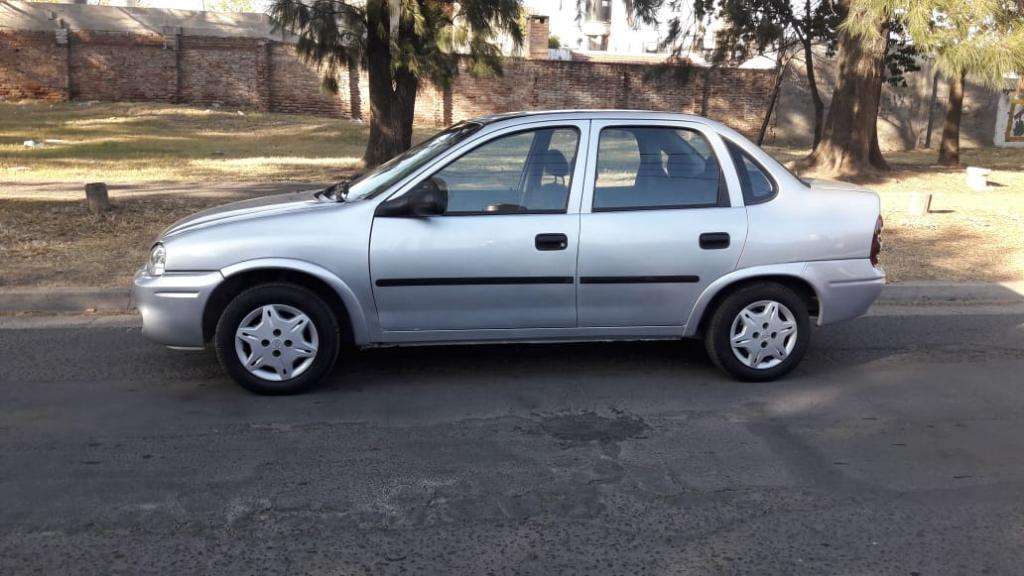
[[425, 125, 583, 217], [723, 137, 779, 205], [590, 125, 731, 213]]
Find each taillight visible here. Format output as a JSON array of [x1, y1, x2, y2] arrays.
[[870, 215, 883, 266]]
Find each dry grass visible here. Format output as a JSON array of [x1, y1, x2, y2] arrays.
[[0, 185, 306, 288], [0, 102, 419, 287], [1, 102, 1022, 288]]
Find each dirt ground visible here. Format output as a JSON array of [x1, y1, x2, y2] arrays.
[[2, 103, 1022, 288]]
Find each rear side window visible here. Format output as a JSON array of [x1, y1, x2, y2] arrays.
[[593, 127, 727, 211], [725, 140, 776, 204]]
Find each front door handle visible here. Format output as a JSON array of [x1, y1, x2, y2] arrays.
[[699, 232, 730, 250], [536, 233, 568, 251]]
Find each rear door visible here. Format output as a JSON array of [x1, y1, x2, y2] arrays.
[[369, 121, 589, 332], [576, 120, 747, 328]]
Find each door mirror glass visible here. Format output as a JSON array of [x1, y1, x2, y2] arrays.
[[375, 177, 448, 217]]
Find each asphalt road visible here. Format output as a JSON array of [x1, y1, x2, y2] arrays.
[[2, 307, 1024, 575]]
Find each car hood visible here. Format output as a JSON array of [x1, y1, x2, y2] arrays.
[[161, 189, 331, 239]]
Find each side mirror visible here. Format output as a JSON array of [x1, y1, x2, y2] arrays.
[[375, 177, 448, 217]]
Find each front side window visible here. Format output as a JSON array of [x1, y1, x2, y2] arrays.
[[428, 127, 580, 215], [593, 127, 726, 211], [725, 139, 776, 204]]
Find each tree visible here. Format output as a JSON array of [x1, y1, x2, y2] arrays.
[[269, 0, 524, 167], [843, 0, 1024, 166], [690, 0, 839, 148], [790, 0, 919, 177], [926, 1, 1024, 164]]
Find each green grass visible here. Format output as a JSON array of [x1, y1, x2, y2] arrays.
[[0, 101, 399, 185]]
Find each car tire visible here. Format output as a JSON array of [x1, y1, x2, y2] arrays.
[[704, 281, 811, 382], [214, 283, 340, 395]]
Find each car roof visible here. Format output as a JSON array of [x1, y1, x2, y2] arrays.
[[469, 109, 723, 129]]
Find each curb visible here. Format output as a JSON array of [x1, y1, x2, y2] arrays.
[[1, 287, 132, 314], [2, 281, 1023, 316], [876, 281, 1024, 306]]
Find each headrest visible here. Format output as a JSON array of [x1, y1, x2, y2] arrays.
[[542, 150, 569, 178], [666, 153, 705, 178]]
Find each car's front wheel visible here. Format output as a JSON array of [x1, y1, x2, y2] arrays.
[[214, 283, 340, 394], [704, 281, 811, 381]]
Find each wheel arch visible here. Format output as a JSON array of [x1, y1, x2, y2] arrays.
[[203, 259, 370, 346], [685, 265, 821, 338]]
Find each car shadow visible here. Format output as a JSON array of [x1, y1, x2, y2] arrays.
[[164, 307, 1024, 397]]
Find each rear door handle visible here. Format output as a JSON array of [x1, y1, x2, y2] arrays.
[[699, 232, 730, 250], [536, 233, 568, 251]]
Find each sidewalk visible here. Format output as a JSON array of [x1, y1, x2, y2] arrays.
[[3, 281, 1023, 315]]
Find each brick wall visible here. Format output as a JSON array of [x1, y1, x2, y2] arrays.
[[0, 28, 774, 137], [268, 43, 345, 117], [178, 36, 268, 109], [69, 31, 176, 102], [342, 60, 773, 137], [0, 30, 67, 101]]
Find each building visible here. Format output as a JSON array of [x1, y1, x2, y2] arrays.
[[523, 0, 718, 62]]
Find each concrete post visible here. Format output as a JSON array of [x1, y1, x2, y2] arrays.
[[55, 24, 70, 101], [907, 192, 932, 216], [255, 40, 272, 112], [85, 183, 111, 214], [162, 26, 183, 103]]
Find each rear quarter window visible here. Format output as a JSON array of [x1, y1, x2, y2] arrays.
[[725, 140, 777, 205]]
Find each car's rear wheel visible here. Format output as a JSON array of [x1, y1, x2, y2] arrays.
[[704, 282, 811, 381], [214, 283, 340, 395]]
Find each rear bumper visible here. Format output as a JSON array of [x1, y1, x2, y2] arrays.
[[132, 268, 223, 348], [804, 259, 885, 325]]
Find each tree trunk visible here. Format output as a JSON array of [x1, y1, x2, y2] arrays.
[[869, 119, 888, 169], [802, 38, 825, 150], [361, 3, 419, 168], [869, 29, 889, 171], [396, 69, 417, 150], [796, 0, 887, 178], [923, 70, 940, 148], [757, 56, 790, 145], [363, 63, 408, 166], [937, 71, 965, 166]]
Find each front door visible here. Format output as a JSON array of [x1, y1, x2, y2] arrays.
[[370, 122, 588, 332], [576, 121, 748, 328]]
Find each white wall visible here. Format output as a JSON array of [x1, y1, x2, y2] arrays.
[[86, 0, 270, 12]]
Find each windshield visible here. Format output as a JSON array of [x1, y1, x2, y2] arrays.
[[342, 122, 483, 201]]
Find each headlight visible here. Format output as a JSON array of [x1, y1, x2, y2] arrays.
[[148, 243, 166, 276]]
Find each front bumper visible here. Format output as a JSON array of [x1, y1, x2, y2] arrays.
[[132, 268, 224, 348]]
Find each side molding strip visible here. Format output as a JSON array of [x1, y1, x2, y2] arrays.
[[579, 275, 700, 284], [376, 277, 574, 287]]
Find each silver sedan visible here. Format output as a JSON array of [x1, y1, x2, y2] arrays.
[[133, 110, 885, 394]]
